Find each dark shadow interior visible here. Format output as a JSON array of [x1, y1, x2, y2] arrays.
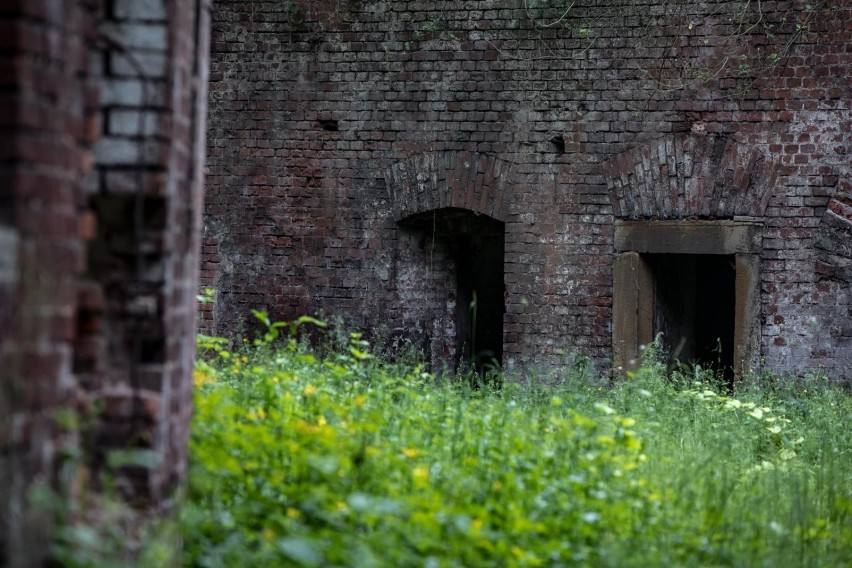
[[645, 254, 735, 384], [400, 208, 505, 372]]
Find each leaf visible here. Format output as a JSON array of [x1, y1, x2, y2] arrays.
[[297, 315, 327, 328], [278, 537, 323, 567], [748, 408, 764, 419], [350, 347, 372, 361], [251, 309, 271, 327], [106, 449, 158, 469]]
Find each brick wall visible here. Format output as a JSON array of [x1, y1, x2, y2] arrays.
[[204, 0, 851, 380], [0, 1, 99, 562], [0, 0, 210, 564], [88, 0, 211, 504]]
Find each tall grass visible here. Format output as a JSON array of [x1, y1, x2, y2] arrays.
[[183, 329, 851, 567]]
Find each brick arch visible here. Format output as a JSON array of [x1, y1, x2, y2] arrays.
[[824, 183, 852, 231], [384, 151, 514, 223], [601, 134, 781, 220], [815, 180, 852, 276]]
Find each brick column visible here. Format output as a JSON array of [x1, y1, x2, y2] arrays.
[[86, 0, 211, 502], [0, 1, 99, 565], [1, 0, 210, 564]]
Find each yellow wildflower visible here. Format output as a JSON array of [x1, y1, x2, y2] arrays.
[[401, 447, 420, 458], [286, 507, 301, 519], [303, 385, 318, 396], [247, 408, 266, 421], [192, 369, 213, 387]]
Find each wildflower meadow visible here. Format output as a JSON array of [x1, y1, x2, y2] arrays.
[[178, 316, 851, 567]]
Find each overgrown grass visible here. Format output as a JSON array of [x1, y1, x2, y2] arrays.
[[183, 329, 851, 567]]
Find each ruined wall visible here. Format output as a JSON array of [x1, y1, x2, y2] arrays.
[[0, 0, 210, 564], [204, 0, 851, 380], [0, 1, 99, 561]]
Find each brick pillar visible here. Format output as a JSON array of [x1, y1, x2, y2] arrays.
[[86, 0, 211, 502], [0, 1, 99, 565], [1, 0, 210, 564]]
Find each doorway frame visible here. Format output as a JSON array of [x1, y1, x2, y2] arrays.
[[612, 220, 762, 378]]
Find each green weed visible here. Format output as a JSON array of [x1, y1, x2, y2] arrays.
[[183, 323, 851, 567]]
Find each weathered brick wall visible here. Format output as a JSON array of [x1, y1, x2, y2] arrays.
[[89, 0, 211, 504], [1, 0, 210, 564], [0, 1, 100, 562], [204, 0, 851, 380]]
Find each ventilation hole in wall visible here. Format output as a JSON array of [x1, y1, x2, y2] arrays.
[[549, 136, 565, 154], [318, 119, 339, 131]]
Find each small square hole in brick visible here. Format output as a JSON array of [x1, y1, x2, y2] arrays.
[[549, 136, 565, 154], [318, 119, 338, 132]]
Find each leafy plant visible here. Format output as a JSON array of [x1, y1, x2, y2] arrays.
[[181, 322, 851, 567]]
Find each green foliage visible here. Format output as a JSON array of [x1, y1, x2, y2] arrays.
[[34, 401, 178, 566], [183, 325, 851, 567], [196, 287, 216, 305]]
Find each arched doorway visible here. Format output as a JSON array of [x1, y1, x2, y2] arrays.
[[399, 207, 505, 372]]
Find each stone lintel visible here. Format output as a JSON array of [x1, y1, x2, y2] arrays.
[[614, 220, 761, 255]]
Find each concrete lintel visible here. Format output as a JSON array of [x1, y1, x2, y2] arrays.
[[615, 220, 761, 255]]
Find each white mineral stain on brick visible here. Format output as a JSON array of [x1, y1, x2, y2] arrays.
[[101, 23, 167, 51], [0, 227, 19, 286], [112, 52, 167, 78], [100, 78, 165, 106], [108, 109, 160, 136], [114, 0, 167, 21]]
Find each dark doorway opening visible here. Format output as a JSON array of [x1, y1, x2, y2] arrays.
[[645, 254, 736, 385], [454, 226, 504, 372], [399, 208, 505, 373]]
